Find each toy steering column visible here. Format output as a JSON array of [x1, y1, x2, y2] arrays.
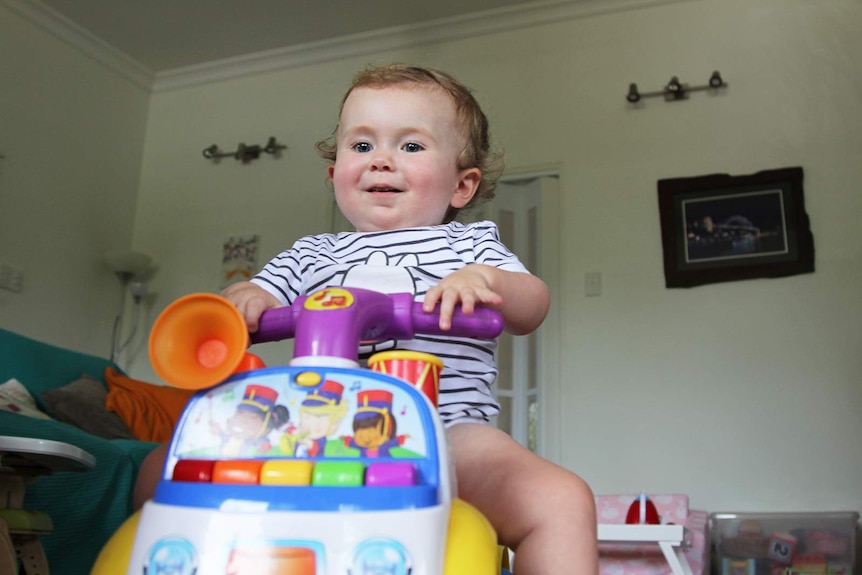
[[255, 288, 415, 367]]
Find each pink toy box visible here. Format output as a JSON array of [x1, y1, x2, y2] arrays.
[[597, 493, 710, 575]]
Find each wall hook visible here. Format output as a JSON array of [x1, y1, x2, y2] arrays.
[[203, 136, 287, 163], [626, 70, 726, 105]]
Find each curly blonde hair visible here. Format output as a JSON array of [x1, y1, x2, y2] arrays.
[[316, 64, 503, 222]]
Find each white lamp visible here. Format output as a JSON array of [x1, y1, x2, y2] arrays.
[[104, 250, 154, 364]]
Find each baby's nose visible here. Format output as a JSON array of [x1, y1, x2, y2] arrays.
[[370, 149, 394, 170]]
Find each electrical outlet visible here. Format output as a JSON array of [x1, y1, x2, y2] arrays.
[[0, 263, 23, 293]]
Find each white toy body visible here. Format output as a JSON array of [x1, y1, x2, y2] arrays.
[[94, 288, 503, 575], [127, 365, 452, 575]]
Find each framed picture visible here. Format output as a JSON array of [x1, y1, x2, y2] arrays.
[[220, 234, 259, 290], [658, 167, 814, 288]]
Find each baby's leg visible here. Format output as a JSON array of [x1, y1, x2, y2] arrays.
[[133, 442, 168, 510], [448, 423, 597, 575]]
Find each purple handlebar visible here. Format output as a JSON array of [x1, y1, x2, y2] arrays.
[[408, 301, 504, 338], [251, 287, 503, 363]]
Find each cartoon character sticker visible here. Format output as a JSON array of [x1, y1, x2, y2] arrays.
[[280, 380, 349, 457], [172, 370, 429, 461], [212, 384, 290, 457], [343, 390, 410, 458]]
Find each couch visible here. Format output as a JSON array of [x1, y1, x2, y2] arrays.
[[0, 327, 162, 575]]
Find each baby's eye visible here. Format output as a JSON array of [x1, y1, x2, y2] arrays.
[[352, 142, 373, 153], [402, 142, 424, 153]]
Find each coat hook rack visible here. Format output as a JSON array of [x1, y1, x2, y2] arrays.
[[626, 71, 726, 104], [202, 136, 287, 163]]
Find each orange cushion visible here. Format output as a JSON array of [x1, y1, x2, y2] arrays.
[[104, 367, 194, 442]]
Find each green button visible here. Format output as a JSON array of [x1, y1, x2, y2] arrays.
[[311, 461, 365, 486]]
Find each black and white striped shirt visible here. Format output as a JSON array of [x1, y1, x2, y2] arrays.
[[251, 221, 530, 425]]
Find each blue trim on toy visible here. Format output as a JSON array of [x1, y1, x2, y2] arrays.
[[155, 481, 439, 511]]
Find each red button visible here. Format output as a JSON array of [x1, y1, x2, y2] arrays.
[[172, 459, 215, 482]]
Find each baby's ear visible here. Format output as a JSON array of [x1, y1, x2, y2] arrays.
[[451, 167, 481, 208]]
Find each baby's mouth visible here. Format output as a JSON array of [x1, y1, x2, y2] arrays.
[[367, 186, 403, 194]]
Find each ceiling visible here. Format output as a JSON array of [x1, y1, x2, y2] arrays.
[[36, 0, 548, 73]]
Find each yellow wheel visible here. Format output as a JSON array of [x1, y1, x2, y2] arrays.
[[90, 510, 140, 575], [444, 498, 499, 575]]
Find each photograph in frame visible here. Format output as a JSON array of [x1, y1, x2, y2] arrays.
[[658, 167, 814, 288]]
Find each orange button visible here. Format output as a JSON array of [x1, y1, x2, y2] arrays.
[[212, 460, 263, 484]]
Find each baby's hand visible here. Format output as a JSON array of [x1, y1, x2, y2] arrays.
[[422, 264, 503, 330], [220, 281, 281, 332]]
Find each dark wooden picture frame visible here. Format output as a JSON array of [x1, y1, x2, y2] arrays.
[[658, 167, 814, 288]]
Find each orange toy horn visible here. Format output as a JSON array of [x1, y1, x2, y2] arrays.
[[149, 293, 249, 390]]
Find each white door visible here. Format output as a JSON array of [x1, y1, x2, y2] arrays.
[[460, 175, 561, 461]]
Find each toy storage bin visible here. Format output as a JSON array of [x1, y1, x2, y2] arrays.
[[709, 511, 859, 575]]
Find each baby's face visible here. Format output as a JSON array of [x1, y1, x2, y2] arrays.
[[329, 84, 480, 232]]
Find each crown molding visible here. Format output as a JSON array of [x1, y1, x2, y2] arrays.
[[3, 0, 154, 90], [5, 0, 690, 94], [153, 0, 690, 92]]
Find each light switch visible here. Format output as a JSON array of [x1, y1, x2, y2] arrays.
[[585, 272, 602, 297]]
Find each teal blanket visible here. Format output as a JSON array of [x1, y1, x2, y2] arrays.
[[0, 328, 159, 575]]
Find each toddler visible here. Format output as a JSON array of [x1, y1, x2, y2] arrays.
[[137, 64, 597, 574]]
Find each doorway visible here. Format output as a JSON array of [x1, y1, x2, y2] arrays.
[[460, 174, 561, 462]]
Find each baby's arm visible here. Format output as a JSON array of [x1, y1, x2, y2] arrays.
[[220, 281, 281, 333], [423, 263, 550, 335]]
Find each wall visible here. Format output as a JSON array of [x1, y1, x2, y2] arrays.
[[132, 0, 862, 515], [0, 3, 150, 357]]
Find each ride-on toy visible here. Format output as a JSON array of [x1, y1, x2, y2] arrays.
[[93, 287, 508, 575]]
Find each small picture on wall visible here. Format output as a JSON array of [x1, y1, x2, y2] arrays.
[[658, 167, 814, 288], [221, 234, 259, 290]]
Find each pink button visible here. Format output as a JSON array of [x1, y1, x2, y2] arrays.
[[365, 462, 417, 487]]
